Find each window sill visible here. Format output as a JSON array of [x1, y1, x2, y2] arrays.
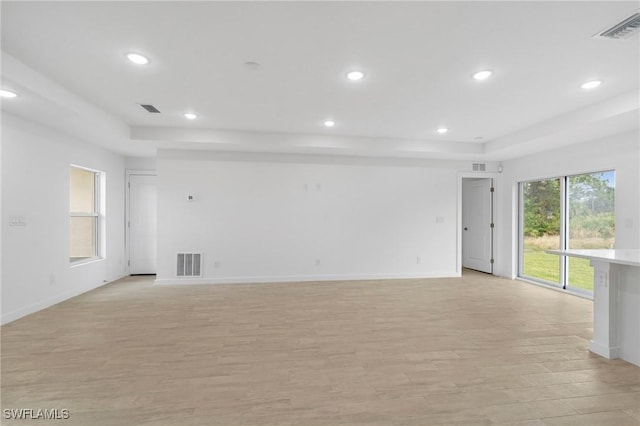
[[70, 257, 104, 268]]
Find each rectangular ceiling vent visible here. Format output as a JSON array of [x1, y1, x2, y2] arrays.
[[594, 11, 640, 40], [177, 253, 202, 277], [140, 104, 161, 113], [472, 163, 486, 172]]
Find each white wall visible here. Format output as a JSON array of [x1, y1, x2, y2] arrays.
[[156, 150, 470, 284], [1, 113, 127, 324], [496, 130, 640, 279], [126, 156, 157, 172]]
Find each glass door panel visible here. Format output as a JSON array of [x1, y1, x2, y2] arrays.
[[521, 179, 562, 285], [566, 171, 615, 292]]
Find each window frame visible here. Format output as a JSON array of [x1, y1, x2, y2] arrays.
[[518, 169, 615, 298], [518, 177, 563, 288], [69, 165, 103, 265]]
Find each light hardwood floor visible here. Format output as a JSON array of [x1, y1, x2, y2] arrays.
[[2, 270, 639, 425]]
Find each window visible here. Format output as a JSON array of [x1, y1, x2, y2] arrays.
[[70, 166, 102, 263], [566, 172, 615, 291], [519, 171, 615, 295], [520, 178, 561, 284]]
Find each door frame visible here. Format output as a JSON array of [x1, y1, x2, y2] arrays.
[[125, 169, 157, 276], [457, 171, 501, 276], [462, 177, 494, 274]]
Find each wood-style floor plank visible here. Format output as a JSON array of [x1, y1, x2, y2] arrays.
[[2, 270, 639, 425]]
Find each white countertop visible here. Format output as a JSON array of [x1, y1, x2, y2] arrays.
[[547, 249, 640, 267]]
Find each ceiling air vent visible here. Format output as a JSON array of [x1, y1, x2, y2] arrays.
[[140, 104, 161, 113], [593, 11, 640, 40], [472, 163, 486, 172]]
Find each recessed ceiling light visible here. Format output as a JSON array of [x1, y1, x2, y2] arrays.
[[184, 113, 197, 120], [324, 120, 336, 127], [437, 127, 449, 134], [580, 80, 603, 90], [126, 52, 150, 65], [472, 70, 493, 81], [346, 70, 365, 81], [0, 89, 18, 98]]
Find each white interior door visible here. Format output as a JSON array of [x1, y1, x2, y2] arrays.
[[462, 178, 493, 273], [129, 174, 157, 274]]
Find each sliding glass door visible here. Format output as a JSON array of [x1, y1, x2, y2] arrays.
[[520, 179, 562, 285], [519, 171, 615, 295], [566, 172, 615, 292]]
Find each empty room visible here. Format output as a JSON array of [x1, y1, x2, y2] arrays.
[[1, 1, 639, 425]]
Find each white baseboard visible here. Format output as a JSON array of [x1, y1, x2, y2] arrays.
[[589, 340, 621, 360], [1, 274, 127, 325], [154, 271, 457, 286]]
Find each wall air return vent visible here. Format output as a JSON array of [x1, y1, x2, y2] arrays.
[[472, 163, 486, 172], [140, 104, 161, 113], [177, 253, 202, 277], [593, 11, 640, 40]]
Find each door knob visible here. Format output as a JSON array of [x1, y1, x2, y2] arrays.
[[464, 227, 468, 230]]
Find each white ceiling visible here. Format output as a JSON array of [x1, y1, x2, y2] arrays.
[[1, 1, 638, 159]]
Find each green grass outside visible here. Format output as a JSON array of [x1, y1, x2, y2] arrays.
[[522, 250, 594, 292], [567, 257, 595, 291], [522, 251, 560, 284]]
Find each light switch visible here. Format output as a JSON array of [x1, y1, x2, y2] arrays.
[[9, 216, 26, 227]]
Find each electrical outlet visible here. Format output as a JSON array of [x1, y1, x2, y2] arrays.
[[596, 271, 608, 287]]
